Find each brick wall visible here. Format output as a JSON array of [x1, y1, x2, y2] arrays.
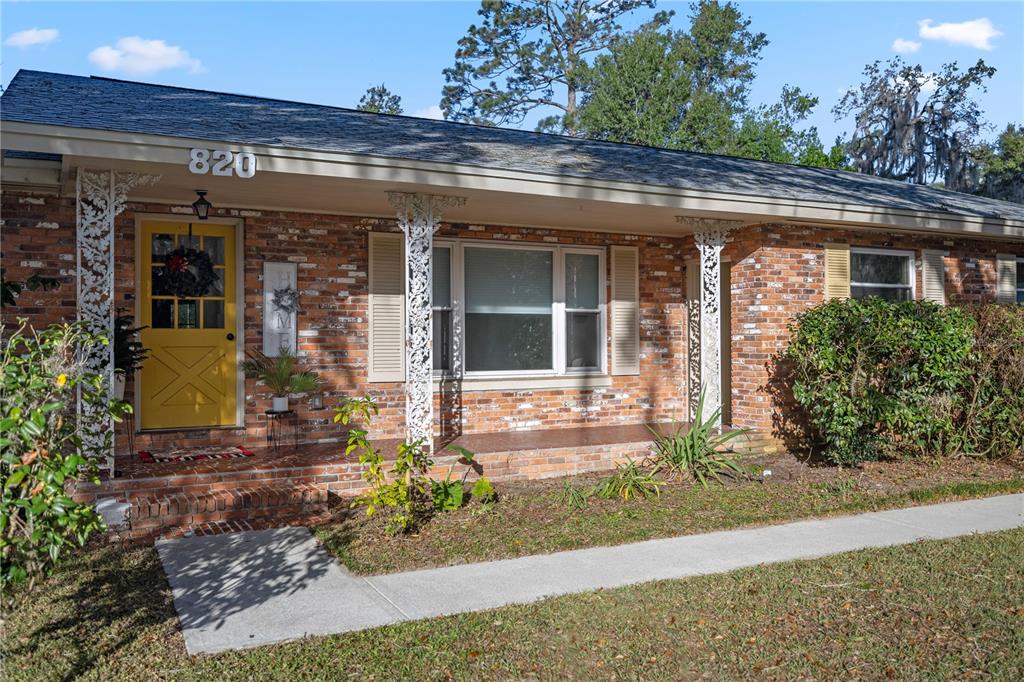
[[4, 186, 1018, 452], [725, 223, 1021, 435]]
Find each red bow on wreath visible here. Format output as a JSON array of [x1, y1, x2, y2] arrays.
[[167, 253, 188, 273]]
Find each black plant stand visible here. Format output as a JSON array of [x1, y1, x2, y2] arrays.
[[265, 409, 298, 452]]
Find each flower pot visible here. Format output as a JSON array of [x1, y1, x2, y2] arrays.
[[113, 373, 126, 401], [272, 395, 289, 412]]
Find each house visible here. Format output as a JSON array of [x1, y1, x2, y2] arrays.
[[3, 70, 1023, 535]]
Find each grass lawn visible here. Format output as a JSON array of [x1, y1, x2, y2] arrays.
[[316, 455, 1024, 575], [4, 528, 1023, 680]]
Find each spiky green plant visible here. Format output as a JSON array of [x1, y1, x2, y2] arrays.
[[593, 458, 664, 501], [242, 350, 320, 396], [648, 389, 749, 487], [560, 480, 590, 511]]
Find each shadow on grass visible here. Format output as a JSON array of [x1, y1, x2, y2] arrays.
[[7, 543, 177, 682]]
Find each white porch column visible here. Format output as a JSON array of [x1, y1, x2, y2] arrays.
[[387, 192, 465, 449], [76, 169, 159, 472], [689, 219, 741, 427]]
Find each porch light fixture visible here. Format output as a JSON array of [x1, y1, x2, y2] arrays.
[[192, 190, 212, 220]]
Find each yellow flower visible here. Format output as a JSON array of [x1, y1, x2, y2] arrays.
[[56, 373, 68, 387]]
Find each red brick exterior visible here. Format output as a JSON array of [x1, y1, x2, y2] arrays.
[[3, 187, 1020, 451]]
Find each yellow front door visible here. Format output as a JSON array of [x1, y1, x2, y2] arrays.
[[139, 221, 237, 429]]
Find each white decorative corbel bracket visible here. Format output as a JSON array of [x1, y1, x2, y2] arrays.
[[387, 192, 466, 449]]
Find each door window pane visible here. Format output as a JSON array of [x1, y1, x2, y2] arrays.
[[152, 266, 172, 296], [465, 247, 553, 372], [203, 300, 225, 329], [565, 253, 599, 309], [151, 299, 174, 328], [566, 311, 600, 369], [204, 236, 225, 265], [178, 234, 200, 251], [433, 247, 451, 306], [208, 268, 224, 296], [152, 233, 174, 261], [178, 299, 199, 329]]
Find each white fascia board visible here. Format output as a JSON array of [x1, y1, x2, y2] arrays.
[[4, 120, 1024, 240]]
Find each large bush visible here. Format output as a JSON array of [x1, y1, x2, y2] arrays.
[[784, 298, 975, 465], [1, 321, 130, 594], [953, 304, 1024, 458]]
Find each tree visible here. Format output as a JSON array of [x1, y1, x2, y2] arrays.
[[577, 29, 687, 147], [579, 1, 779, 155], [974, 124, 1024, 204], [358, 84, 403, 115], [833, 57, 996, 191], [441, 0, 668, 135]]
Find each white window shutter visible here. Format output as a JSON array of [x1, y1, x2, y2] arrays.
[[368, 232, 405, 382], [823, 243, 851, 300], [610, 246, 640, 375], [996, 253, 1017, 304], [921, 250, 947, 304]]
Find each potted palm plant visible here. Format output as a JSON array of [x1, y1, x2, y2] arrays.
[[243, 349, 321, 412], [113, 314, 149, 401]]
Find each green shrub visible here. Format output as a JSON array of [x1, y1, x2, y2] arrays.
[[648, 389, 748, 487], [953, 305, 1024, 458], [785, 298, 974, 465], [1, 321, 130, 594]]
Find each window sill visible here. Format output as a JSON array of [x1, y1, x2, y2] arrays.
[[432, 374, 612, 392]]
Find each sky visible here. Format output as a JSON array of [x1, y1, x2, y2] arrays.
[[2, 1, 1021, 147]]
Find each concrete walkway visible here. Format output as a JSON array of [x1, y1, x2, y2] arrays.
[[157, 493, 1024, 655]]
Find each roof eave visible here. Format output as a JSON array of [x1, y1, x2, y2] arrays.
[[3, 119, 1023, 240]]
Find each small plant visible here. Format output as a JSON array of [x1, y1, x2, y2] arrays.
[[470, 476, 497, 510], [113, 313, 149, 373], [243, 349, 320, 410], [431, 445, 495, 512], [594, 458, 664, 501], [648, 389, 748, 488], [812, 478, 858, 499], [336, 396, 432, 534], [560, 480, 590, 511]]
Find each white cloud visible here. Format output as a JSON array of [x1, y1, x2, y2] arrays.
[[413, 104, 444, 120], [891, 38, 921, 54], [918, 18, 1002, 50], [88, 37, 204, 75], [5, 28, 59, 48]]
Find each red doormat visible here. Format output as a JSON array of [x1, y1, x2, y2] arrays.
[[138, 445, 255, 463]]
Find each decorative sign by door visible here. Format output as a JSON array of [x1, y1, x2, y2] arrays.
[[263, 262, 298, 356]]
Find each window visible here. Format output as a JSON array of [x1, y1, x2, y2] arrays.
[[432, 240, 606, 377], [850, 248, 915, 301], [432, 246, 453, 371], [1018, 258, 1024, 304]]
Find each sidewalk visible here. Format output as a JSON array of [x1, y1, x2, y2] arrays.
[[156, 493, 1024, 655]]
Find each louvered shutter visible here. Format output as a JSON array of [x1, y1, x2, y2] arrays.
[[823, 243, 851, 300], [996, 253, 1017, 304], [610, 246, 640, 375], [921, 250, 946, 304], [368, 232, 405, 382]]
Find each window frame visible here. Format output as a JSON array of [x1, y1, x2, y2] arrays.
[[849, 246, 916, 301], [1017, 257, 1024, 305], [432, 238, 607, 379], [431, 243, 455, 373]]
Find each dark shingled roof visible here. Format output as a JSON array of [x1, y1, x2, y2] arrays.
[[3, 69, 1023, 223]]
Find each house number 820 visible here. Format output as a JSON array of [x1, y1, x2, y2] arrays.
[[188, 149, 257, 178]]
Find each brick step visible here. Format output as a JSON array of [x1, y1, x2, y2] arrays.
[[128, 482, 329, 535]]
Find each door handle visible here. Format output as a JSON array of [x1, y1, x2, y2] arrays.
[[226, 333, 235, 341]]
